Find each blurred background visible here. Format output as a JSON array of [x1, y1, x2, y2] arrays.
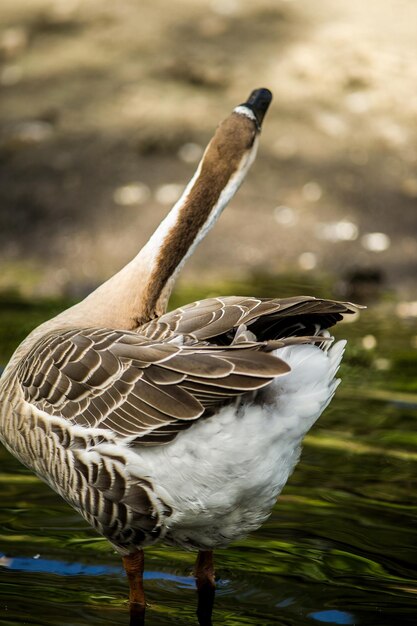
[[1, 3, 417, 625], [0, 0, 416, 304]]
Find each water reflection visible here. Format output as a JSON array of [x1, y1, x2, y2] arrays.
[[308, 610, 355, 625], [196, 587, 214, 626], [0, 553, 193, 586], [0, 551, 213, 626], [129, 604, 146, 626]]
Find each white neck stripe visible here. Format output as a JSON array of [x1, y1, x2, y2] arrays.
[[233, 106, 257, 122]]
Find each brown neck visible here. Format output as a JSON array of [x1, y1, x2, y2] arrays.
[[142, 136, 254, 320], [47, 111, 259, 332]]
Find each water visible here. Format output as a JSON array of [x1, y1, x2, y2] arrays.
[[0, 288, 416, 625]]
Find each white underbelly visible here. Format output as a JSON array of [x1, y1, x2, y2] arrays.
[[125, 340, 346, 550]]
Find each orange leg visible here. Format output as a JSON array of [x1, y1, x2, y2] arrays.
[[195, 550, 215, 625], [122, 550, 146, 624]]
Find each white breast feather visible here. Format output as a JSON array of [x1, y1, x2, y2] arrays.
[[121, 340, 346, 550]]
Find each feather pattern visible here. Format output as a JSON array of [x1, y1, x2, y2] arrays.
[[139, 295, 358, 343], [17, 322, 291, 443]]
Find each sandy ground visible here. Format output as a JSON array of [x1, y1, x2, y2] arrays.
[[0, 0, 416, 298]]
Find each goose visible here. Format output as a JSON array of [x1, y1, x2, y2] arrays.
[[0, 88, 359, 622]]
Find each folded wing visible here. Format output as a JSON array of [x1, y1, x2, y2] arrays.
[[18, 327, 290, 445], [139, 295, 360, 343]]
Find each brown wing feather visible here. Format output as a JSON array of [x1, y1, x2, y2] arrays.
[[18, 327, 289, 444], [139, 295, 360, 343], [18, 297, 360, 445]]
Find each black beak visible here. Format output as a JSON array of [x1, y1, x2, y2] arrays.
[[242, 88, 273, 128]]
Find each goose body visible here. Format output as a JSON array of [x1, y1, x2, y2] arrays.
[[0, 89, 358, 616]]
